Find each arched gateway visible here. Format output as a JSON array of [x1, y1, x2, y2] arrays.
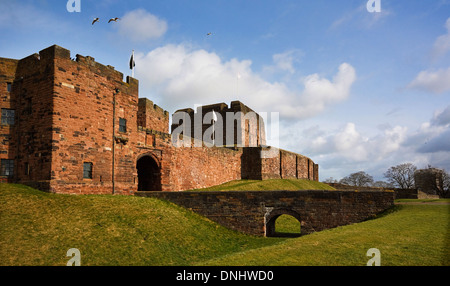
[[136, 155, 162, 192]]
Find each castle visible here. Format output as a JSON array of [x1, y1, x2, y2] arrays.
[[0, 45, 318, 195]]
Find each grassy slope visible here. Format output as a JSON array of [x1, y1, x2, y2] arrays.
[[200, 204, 450, 266], [1, 183, 448, 266], [0, 184, 280, 266], [187, 179, 336, 191]]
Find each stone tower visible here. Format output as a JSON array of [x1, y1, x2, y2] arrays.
[[414, 168, 444, 198]]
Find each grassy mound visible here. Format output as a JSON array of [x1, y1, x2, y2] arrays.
[[187, 179, 336, 191], [199, 204, 449, 266], [1, 183, 448, 266], [0, 184, 280, 266]]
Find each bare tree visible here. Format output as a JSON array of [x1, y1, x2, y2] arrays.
[[323, 177, 338, 184], [384, 163, 417, 189], [372, 181, 394, 188], [339, 171, 374, 187]]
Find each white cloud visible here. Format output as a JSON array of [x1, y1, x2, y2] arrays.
[[263, 49, 303, 74], [293, 122, 407, 163], [136, 44, 356, 119], [408, 67, 450, 94], [432, 105, 450, 126], [410, 18, 450, 94], [117, 9, 167, 42], [333, 123, 369, 161], [285, 121, 411, 180], [418, 129, 450, 153], [296, 63, 356, 118], [432, 18, 450, 60]]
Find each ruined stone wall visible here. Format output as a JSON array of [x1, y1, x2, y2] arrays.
[[171, 101, 266, 147], [414, 168, 444, 197], [137, 190, 394, 236]]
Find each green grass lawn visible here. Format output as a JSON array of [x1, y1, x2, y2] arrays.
[[187, 179, 336, 191], [200, 204, 450, 266], [0, 183, 448, 266]]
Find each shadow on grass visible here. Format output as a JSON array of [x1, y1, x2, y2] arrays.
[[270, 232, 302, 238], [361, 205, 403, 223]]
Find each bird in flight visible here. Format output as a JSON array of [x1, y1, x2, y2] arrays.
[[207, 32, 212, 36], [92, 18, 99, 25], [108, 18, 120, 23]]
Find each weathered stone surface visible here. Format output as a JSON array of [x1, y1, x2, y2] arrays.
[[0, 45, 319, 194], [136, 190, 395, 236], [414, 168, 443, 198]]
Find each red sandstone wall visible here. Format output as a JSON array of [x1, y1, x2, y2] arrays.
[[0, 48, 56, 187], [280, 151, 297, 179], [169, 145, 242, 191], [138, 98, 169, 134], [260, 147, 318, 181], [1, 45, 319, 195], [0, 57, 18, 183], [48, 46, 143, 194]]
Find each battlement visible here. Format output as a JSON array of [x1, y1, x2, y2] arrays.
[[138, 98, 169, 133], [174, 101, 256, 115], [1, 44, 319, 196], [138, 98, 169, 117], [1, 45, 138, 89], [172, 101, 266, 147]]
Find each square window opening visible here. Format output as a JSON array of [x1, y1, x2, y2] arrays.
[[1, 109, 15, 126], [83, 162, 93, 179], [1, 159, 14, 177], [119, 118, 127, 133]]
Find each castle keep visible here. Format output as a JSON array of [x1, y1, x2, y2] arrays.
[[0, 45, 318, 195]]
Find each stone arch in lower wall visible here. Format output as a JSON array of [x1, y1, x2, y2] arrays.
[[264, 208, 303, 237], [135, 190, 395, 236], [136, 153, 162, 192]]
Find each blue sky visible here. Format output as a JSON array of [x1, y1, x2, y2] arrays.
[[1, 0, 449, 181]]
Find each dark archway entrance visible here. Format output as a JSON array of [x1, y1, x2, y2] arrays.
[[137, 155, 162, 192]]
